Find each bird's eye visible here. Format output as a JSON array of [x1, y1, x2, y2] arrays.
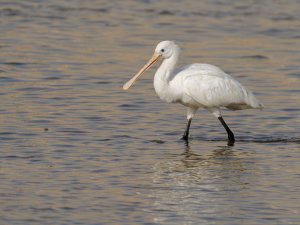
[[161, 49, 165, 52]]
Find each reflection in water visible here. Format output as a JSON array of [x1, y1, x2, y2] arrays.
[[182, 144, 236, 167], [151, 144, 257, 224], [0, 0, 299, 224]]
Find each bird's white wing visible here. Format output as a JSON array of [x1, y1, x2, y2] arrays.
[[181, 64, 261, 110]]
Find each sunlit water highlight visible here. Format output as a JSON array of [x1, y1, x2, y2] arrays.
[[0, 0, 299, 224]]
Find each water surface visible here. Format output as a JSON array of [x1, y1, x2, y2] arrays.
[[0, 0, 299, 224]]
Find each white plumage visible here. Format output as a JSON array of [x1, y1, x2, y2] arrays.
[[123, 40, 263, 145]]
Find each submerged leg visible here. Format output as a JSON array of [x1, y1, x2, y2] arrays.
[[182, 118, 192, 141], [218, 116, 235, 145], [182, 108, 197, 141]]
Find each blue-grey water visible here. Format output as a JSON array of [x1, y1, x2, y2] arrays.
[[0, 0, 299, 224]]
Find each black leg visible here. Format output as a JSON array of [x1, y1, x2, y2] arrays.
[[218, 116, 235, 145], [182, 118, 192, 141]]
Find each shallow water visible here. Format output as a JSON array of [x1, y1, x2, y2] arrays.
[[0, 0, 299, 224]]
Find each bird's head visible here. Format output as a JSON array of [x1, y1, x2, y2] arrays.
[[123, 40, 179, 90], [155, 40, 179, 59]]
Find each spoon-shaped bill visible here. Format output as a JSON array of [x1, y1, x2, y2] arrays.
[[123, 53, 161, 90]]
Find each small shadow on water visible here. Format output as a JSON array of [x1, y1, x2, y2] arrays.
[[189, 136, 300, 144], [237, 136, 300, 144], [239, 55, 269, 60], [122, 134, 300, 149]]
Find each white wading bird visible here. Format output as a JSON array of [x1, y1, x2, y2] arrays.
[[123, 40, 263, 145]]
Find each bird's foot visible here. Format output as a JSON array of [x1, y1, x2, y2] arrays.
[[181, 133, 189, 141], [227, 140, 235, 146], [227, 135, 235, 146], [181, 134, 190, 148]]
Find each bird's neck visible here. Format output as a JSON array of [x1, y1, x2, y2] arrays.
[[154, 52, 179, 102]]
